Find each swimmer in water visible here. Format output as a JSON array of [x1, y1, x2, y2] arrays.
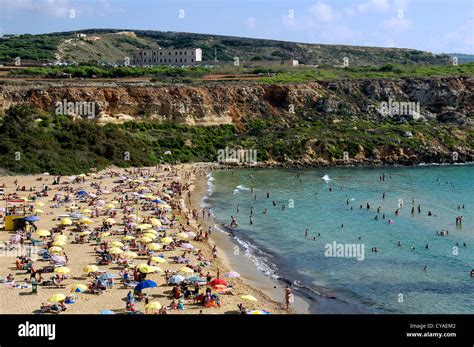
[[304, 228, 308, 238], [249, 216, 253, 225], [236, 204, 240, 213]]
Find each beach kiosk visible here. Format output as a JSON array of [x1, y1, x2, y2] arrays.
[[4, 198, 27, 231]]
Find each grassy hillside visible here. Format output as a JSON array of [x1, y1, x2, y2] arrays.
[[0, 29, 452, 66]]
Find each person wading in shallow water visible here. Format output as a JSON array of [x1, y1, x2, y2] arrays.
[[285, 286, 292, 311]]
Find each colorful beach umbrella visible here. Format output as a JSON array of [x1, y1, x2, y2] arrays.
[[161, 237, 173, 244], [36, 230, 51, 237], [60, 218, 72, 226], [151, 256, 165, 263], [210, 278, 227, 287], [83, 265, 98, 273], [108, 247, 123, 254], [54, 266, 71, 275], [135, 280, 157, 291], [147, 243, 161, 251], [169, 275, 185, 284], [48, 293, 66, 303], [225, 271, 241, 278], [145, 301, 162, 311], [71, 283, 88, 293]]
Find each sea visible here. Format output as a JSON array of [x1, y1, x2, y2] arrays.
[[203, 165, 474, 314]]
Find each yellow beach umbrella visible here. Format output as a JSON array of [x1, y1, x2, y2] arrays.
[[138, 237, 153, 244], [123, 251, 138, 259], [79, 217, 93, 224], [142, 233, 157, 239], [151, 256, 165, 263], [48, 293, 66, 303], [100, 232, 111, 238], [35, 202, 45, 207], [48, 246, 63, 254], [60, 218, 72, 226], [104, 203, 115, 209], [36, 230, 51, 237], [176, 232, 189, 239], [122, 235, 135, 241], [161, 237, 173, 244], [54, 234, 67, 241], [79, 231, 91, 236], [83, 265, 98, 273], [147, 243, 161, 251], [52, 240, 66, 247], [82, 208, 92, 213], [71, 283, 88, 292], [179, 267, 194, 274], [111, 241, 124, 248], [241, 295, 258, 302], [150, 218, 161, 226], [33, 209, 44, 214], [143, 229, 158, 235], [137, 224, 152, 230], [145, 301, 162, 311], [105, 218, 116, 225], [108, 247, 123, 254], [54, 266, 71, 275]]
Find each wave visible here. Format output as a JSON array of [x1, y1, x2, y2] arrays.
[[233, 185, 251, 195], [206, 172, 214, 195], [322, 174, 331, 182]]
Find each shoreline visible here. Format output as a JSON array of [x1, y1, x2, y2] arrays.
[[188, 168, 311, 314]]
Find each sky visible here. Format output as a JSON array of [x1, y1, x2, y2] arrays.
[[0, 0, 473, 54]]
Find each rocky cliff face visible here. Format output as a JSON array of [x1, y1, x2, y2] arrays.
[[0, 77, 472, 165], [1, 77, 472, 127]]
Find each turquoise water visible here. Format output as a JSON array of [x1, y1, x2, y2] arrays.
[[205, 165, 474, 314]]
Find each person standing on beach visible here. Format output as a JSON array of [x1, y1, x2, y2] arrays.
[[285, 286, 292, 311]]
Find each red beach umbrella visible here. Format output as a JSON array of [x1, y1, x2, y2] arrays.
[[209, 278, 227, 287]]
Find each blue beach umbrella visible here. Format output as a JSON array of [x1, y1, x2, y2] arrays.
[[135, 280, 157, 291], [169, 275, 185, 284], [100, 310, 115, 315], [25, 216, 40, 222], [152, 199, 162, 203], [98, 273, 115, 281], [77, 190, 88, 195], [185, 276, 205, 283]]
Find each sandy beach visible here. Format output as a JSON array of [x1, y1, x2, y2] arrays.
[[0, 164, 288, 314]]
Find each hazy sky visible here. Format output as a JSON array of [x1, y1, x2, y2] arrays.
[[0, 0, 473, 54]]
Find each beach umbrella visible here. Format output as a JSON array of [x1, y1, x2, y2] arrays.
[[169, 275, 185, 284], [179, 267, 194, 274], [111, 241, 124, 248], [123, 251, 138, 259], [97, 200, 105, 205], [105, 218, 116, 225], [108, 247, 123, 254], [54, 235, 67, 241], [104, 203, 115, 209], [185, 276, 205, 283], [151, 256, 165, 263], [150, 218, 162, 226], [82, 208, 92, 213], [79, 231, 91, 236], [241, 295, 258, 302], [98, 273, 115, 281], [176, 232, 189, 239], [122, 235, 135, 241], [79, 217, 93, 224], [25, 216, 40, 222], [100, 232, 111, 238], [51, 240, 66, 247], [137, 265, 156, 274], [142, 233, 157, 239], [135, 280, 157, 291], [83, 265, 98, 273], [100, 310, 115, 315], [35, 202, 45, 207], [51, 255, 66, 263], [48, 246, 63, 254], [186, 231, 196, 238], [161, 237, 173, 244], [248, 310, 270, 315], [212, 284, 228, 291], [180, 243, 194, 250], [48, 294, 66, 303], [36, 230, 51, 237], [147, 243, 161, 251], [138, 237, 153, 244], [88, 193, 97, 198], [210, 278, 227, 287], [60, 218, 72, 226], [77, 190, 87, 196], [142, 229, 158, 235], [54, 266, 71, 275], [71, 283, 88, 293], [225, 271, 241, 278], [145, 301, 162, 311], [137, 224, 152, 230], [33, 209, 44, 214]]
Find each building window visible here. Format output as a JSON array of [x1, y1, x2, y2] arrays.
[[191, 59, 194, 62], [184, 59, 187, 62], [169, 52, 171, 55], [160, 52, 162, 55], [184, 51, 187, 55]]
